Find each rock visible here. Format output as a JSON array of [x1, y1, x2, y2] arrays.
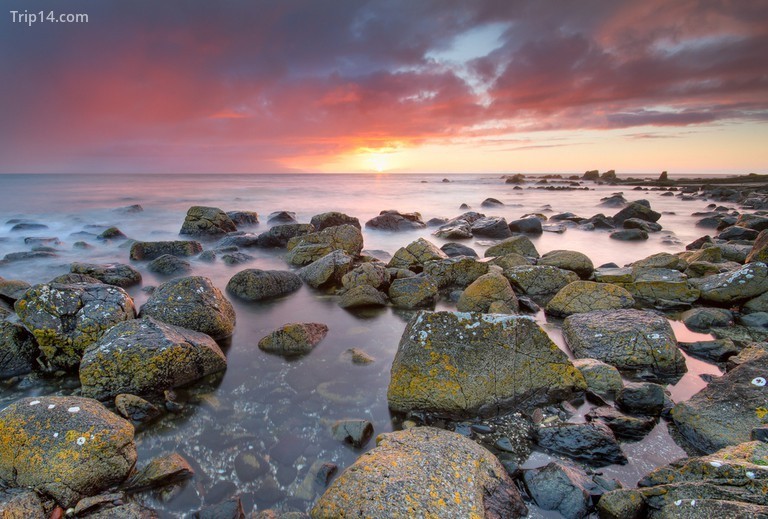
[[746, 229, 768, 263], [485, 235, 539, 258], [298, 250, 354, 289], [523, 462, 593, 519], [503, 266, 579, 305], [613, 202, 661, 225], [388, 238, 448, 271], [216, 232, 260, 249], [70, 262, 142, 288], [0, 278, 31, 302], [226, 269, 302, 301], [124, 452, 194, 491], [10, 222, 48, 231], [471, 216, 512, 239], [341, 262, 390, 291], [140, 277, 235, 340], [481, 197, 504, 207], [344, 348, 375, 365], [593, 267, 634, 283], [586, 406, 656, 441], [226, 211, 259, 226], [717, 226, 759, 241], [0, 488, 46, 518], [220, 252, 254, 265], [536, 421, 627, 466], [2, 250, 57, 262], [0, 396, 136, 507], [440, 242, 478, 257], [678, 339, 739, 362], [234, 451, 268, 482], [610, 229, 648, 241], [388, 276, 438, 309], [694, 262, 768, 305], [80, 317, 227, 400], [330, 419, 373, 448], [388, 311, 585, 418], [572, 359, 623, 399], [623, 218, 662, 232], [129, 240, 202, 260], [562, 309, 686, 381], [338, 285, 388, 309], [538, 250, 594, 279], [616, 382, 666, 416], [258, 323, 328, 357], [546, 281, 635, 317], [196, 496, 246, 518], [735, 214, 768, 231], [15, 283, 136, 370], [508, 217, 543, 234], [681, 307, 734, 331], [617, 268, 700, 307], [115, 204, 143, 214], [433, 220, 473, 239], [115, 394, 161, 423], [365, 210, 425, 231], [255, 223, 315, 248], [744, 291, 768, 314], [97, 227, 127, 240], [147, 254, 191, 275], [740, 312, 768, 329], [267, 211, 297, 224], [423, 257, 489, 288], [179, 206, 236, 237], [0, 321, 38, 378], [596, 489, 647, 519], [285, 224, 363, 266], [671, 349, 768, 453], [310, 211, 360, 231], [456, 271, 518, 313], [311, 427, 527, 518], [637, 441, 768, 514], [50, 273, 103, 285]]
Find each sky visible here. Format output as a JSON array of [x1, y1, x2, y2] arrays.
[[1, 0, 767, 175]]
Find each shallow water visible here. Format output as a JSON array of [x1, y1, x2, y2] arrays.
[[0, 173, 731, 516]]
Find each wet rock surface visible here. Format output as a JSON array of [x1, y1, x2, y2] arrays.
[[70, 262, 142, 288], [179, 206, 237, 237], [536, 421, 627, 466], [226, 269, 302, 301], [0, 320, 38, 378], [258, 323, 328, 357], [546, 281, 635, 317], [129, 240, 203, 260]]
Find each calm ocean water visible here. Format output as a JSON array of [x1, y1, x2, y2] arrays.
[[0, 173, 725, 516]]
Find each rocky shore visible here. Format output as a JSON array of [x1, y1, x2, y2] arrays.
[[1, 173, 767, 518]]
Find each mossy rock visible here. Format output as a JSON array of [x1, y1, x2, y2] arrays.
[[546, 281, 635, 317], [388, 238, 447, 271], [285, 224, 363, 266], [388, 276, 438, 309], [258, 323, 328, 357], [179, 206, 237, 236], [504, 265, 579, 305], [71, 261, 143, 287], [423, 257, 490, 289], [80, 317, 227, 400], [0, 321, 38, 378], [572, 358, 623, 399], [538, 249, 594, 279], [693, 262, 768, 305], [746, 230, 768, 263], [456, 270, 518, 313], [129, 240, 202, 261], [298, 250, 354, 289], [226, 269, 302, 301], [341, 262, 390, 291], [484, 235, 539, 259], [0, 396, 136, 507], [139, 276, 235, 340]]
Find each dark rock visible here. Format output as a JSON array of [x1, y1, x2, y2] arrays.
[[147, 254, 192, 275], [2, 250, 58, 262], [586, 406, 656, 441], [115, 204, 143, 214], [204, 481, 237, 506], [0, 278, 31, 302], [746, 229, 768, 263], [255, 223, 314, 248], [180, 206, 237, 237], [216, 232, 260, 248], [433, 220, 472, 239], [678, 339, 739, 362], [267, 211, 297, 224], [365, 210, 425, 231], [115, 394, 161, 423], [523, 462, 593, 519], [616, 382, 666, 416], [140, 276, 236, 340], [285, 224, 363, 266], [338, 285, 388, 309], [97, 227, 127, 240], [226, 269, 302, 301], [681, 307, 734, 331], [234, 451, 268, 482], [0, 396, 136, 507], [226, 211, 259, 227], [10, 222, 48, 231], [610, 229, 649, 241], [694, 262, 768, 305], [440, 242, 478, 257], [70, 262, 142, 288], [258, 322, 328, 356], [0, 321, 38, 378], [298, 250, 354, 289], [717, 226, 759, 241], [623, 218, 662, 232], [613, 201, 661, 225], [481, 197, 504, 208], [310, 211, 360, 231], [220, 252, 254, 265], [331, 419, 374, 448], [740, 312, 768, 329], [471, 216, 512, 239], [80, 317, 227, 399], [388, 276, 438, 309], [508, 217, 543, 234], [129, 240, 203, 260], [196, 496, 245, 519], [50, 273, 103, 285], [503, 265, 579, 306], [0, 488, 45, 518], [600, 194, 628, 207], [536, 421, 627, 466]]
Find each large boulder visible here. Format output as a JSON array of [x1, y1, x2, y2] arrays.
[[285, 224, 363, 266], [694, 262, 768, 305], [508, 217, 543, 234], [485, 236, 539, 259], [129, 240, 202, 260], [538, 250, 594, 279], [536, 421, 626, 466], [457, 270, 518, 313], [255, 223, 314, 248], [0, 321, 38, 378], [388, 238, 447, 271], [433, 219, 473, 239], [15, 283, 136, 370], [226, 269, 302, 301], [298, 250, 354, 289], [503, 265, 579, 305], [0, 396, 136, 507], [546, 281, 635, 317], [671, 348, 768, 453], [562, 309, 686, 381], [311, 427, 527, 518], [471, 216, 512, 239], [226, 210, 259, 227], [388, 276, 438, 309], [523, 462, 593, 519], [365, 210, 426, 231], [388, 311, 586, 418], [70, 262, 142, 288], [139, 276, 235, 340], [423, 257, 490, 288], [341, 262, 390, 291], [80, 317, 227, 400], [616, 268, 700, 307], [179, 206, 237, 236], [613, 201, 661, 225], [310, 211, 360, 231], [258, 323, 328, 357]]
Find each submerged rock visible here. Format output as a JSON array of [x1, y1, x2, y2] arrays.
[[179, 206, 237, 236], [388, 311, 586, 418], [330, 419, 374, 448], [124, 452, 194, 492], [258, 322, 328, 357], [562, 309, 686, 381], [226, 269, 302, 301], [139, 276, 235, 340], [267, 210, 297, 224], [15, 282, 136, 370], [586, 406, 656, 441], [129, 240, 202, 260], [311, 427, 527, 518], [226, 210, 259, 227], [0, 396, 136, 507], [70, 262, 142, 288], [80, 317, 227, 400], [613, 201, 661, 225]]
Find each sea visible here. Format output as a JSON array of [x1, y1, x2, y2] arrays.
[[0, 172, 729, 516]]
